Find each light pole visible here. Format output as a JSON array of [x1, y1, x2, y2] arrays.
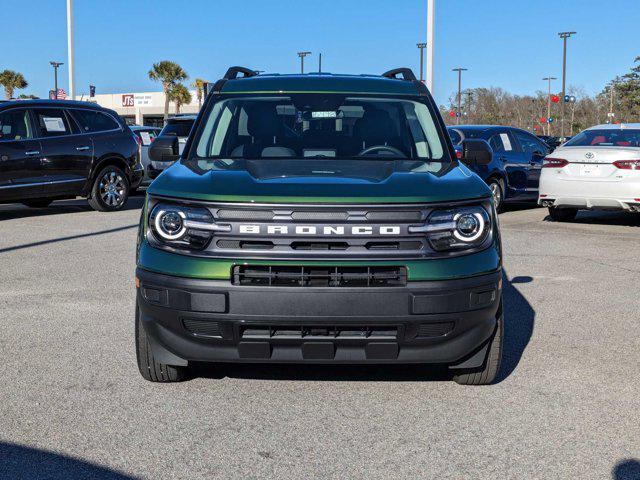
[[426, 0, 435, 92], [50, 61, 64, 99], [464, 90, 473, 123], [452, 68, 467, 125], [416, 43, 427, 82], [543, 76, 557, 135], [558, 31, 576, 137], [67, 0, 75, 99], [297, 51, 311, 74], [608, 81, 616, 123]]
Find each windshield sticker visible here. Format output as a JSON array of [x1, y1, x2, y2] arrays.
[[43, 117, 66, 132], [139, 131, 152, 145], [500, 133, 512, 151]]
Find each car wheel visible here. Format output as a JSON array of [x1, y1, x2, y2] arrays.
[[453, 303, 503, 386], [88, 165, 130, 212], [548, 207, 578, 222], [488, 178, 504, 212], [135, 301, 187, 382], [22, 199, 53, 208]]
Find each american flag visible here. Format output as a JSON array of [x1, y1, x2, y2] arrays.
[[49, 89, 67, 100]]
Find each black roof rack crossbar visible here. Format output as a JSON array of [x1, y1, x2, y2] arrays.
[[223, 66, 258, 80], [381, 68, 417, 82]]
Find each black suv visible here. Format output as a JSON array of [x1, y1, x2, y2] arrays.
[[0, 100, 143, 211]]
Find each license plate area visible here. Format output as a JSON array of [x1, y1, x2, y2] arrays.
[[579, 164, 602, 177]]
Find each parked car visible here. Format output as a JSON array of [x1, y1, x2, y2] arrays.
[[147, 115, 197, 180], [130, 125, 161, 185], [0, 100, 143, 211], [135, 66, 502, 385], [539, 123, 640, 221], [448, 125, 552, 211]]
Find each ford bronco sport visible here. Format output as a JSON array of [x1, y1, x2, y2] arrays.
[[136, 67, 502, 385]]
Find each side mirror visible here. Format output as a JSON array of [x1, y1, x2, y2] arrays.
[[148, 135, 179, 162], [460, 138, 492, 166]]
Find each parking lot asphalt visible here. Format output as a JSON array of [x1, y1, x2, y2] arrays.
[[0, 196, 639, 480]]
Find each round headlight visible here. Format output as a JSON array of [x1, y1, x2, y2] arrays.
[[154, 209, 186, 240], [453, 212, 485, 242]]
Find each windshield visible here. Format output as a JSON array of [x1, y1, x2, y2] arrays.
[[564, 128, 640, 147], [192, 95, 447, 161]]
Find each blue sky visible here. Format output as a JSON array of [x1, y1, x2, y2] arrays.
[[3, 0, 639, 105]]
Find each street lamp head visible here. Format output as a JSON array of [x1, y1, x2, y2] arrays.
[[558, 31, 577, 38], [416, 42, 427, 48], [50, 61, 64, 67], [297, 51, 311, 58], [452, 68, 468, 72]]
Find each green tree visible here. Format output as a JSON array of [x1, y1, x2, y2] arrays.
[[168, 83, 192, 114], [0, 70, 28, 99], [191, 78, 208, 109], [148, 61, 188, 120]]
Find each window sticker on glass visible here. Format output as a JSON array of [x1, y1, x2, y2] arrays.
[[43, 117, 66, 132], [499, 133, 512, 151], [139, 131, 152, 145], [311, 111, 337, 118]]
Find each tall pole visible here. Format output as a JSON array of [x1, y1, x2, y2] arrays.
[[464, 90, 473, 123], [608, 82, 615, 123], [416, 43, 427, 82], [318, 53, 322, 73], [543, 76, 557, 136], [426, 0, 435, 92], [452, 68, 467, 125], [558, 31, 576, 137], [50, 62, 63, 99], [67, 0, 75, 99], [297, 51, 311, 74]]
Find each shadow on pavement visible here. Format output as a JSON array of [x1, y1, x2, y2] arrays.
[[0, 441, 136, 479], [0, 223, 138, 254], [0, 194, 145, 221], [612, 459, 640, 480], [194, 272, 534, 384], [543, 209, 640, 227]]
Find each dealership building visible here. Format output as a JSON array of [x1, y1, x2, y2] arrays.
[[76, 90, 201, 127]]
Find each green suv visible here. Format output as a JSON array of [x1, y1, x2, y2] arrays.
[[136, 67, 502, 385]]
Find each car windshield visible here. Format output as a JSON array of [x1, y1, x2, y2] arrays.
[[161, 120, 193, 137], [192, 95, 447, 162], [564, 128, 640, 147]]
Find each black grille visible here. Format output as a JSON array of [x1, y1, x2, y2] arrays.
[[232, 265, 407, 287], [182, 318, 222, 337], [217, 209, 274, 220], [241, 325, 398, 339], [416, 322, 455, 338]]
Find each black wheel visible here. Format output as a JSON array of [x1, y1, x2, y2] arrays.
[[135, 301, 187, 382], [88, 165, 130, 212], [453, 304, 503, 385], [22, 199, 53, 208], [487, 178, 504, 212], [548, 207, 578, 222]]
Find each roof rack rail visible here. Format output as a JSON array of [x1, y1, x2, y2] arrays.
[[223, 66, 258, 80], [381, 68, 417, 82]]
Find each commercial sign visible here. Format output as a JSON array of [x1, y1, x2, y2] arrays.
[[122, 94, 135, 107], [122, 93, 153, 107]]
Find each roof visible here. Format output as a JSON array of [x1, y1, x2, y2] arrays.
[[587, 123, 640, 130], [219, 73, 423, 96], [166, 115, 198, 122], [0, 99, 105, 110]]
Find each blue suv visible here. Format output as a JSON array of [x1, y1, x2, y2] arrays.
[[448, 126, 551, 211]]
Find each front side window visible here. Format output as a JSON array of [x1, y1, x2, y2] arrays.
[[193, 95, 447, 162], [564, 129, 640, 147], [161, 121, 194, 137], [33, 108, 72, 137], [0, 109, 32, 141], [514, 130, 547, 154], [71, 109, 120, 133]]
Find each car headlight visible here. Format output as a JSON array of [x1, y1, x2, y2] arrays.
[[149, 203, 230, 250], [409, 205, 492, 252]]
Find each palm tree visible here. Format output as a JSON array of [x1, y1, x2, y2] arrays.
[[0, 70, 28, 99], [191, 78, 208, 109], [168, 83, 192, 114], [148, 61, 188, 120]]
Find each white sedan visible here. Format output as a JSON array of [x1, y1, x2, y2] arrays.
[[538, 123, 640, 221]]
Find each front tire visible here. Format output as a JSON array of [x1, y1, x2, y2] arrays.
[[453, 306, 503, 385], [488, 178, 504, 213], [88, 165, 130, 212], [135, 301, 187, 382], [548, 207, 578, 222], [22, 199, 53, 208]]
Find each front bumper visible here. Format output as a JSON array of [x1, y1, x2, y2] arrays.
[[136, 267, 502, 366]]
